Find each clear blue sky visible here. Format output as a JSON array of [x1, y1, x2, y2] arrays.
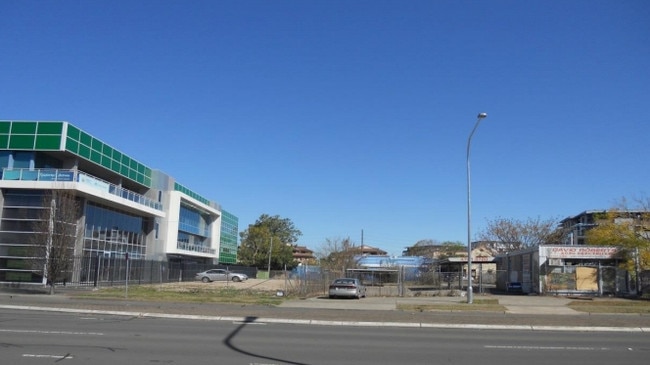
[[2, 1, 649, 255]]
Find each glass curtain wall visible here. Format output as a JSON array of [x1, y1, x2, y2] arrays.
[[83, 202, 149, 260], [0, 189, 46, 282], [177, 204, 211, 252]]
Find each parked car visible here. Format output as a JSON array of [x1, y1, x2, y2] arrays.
[[328, 278, 366, 299], [195, 269, 248, 283]]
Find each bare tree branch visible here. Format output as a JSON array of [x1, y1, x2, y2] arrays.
[[317, 237, 360, 277], [478, 216, 565, 251], [29, 191, 81, 294]]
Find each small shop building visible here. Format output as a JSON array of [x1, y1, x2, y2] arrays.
[[496, 245, 629, 296]]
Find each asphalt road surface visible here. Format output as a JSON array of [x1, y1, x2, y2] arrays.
[[1, 308, 648, 365]]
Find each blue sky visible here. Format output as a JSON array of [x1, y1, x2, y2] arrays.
[[2, 1, 649, 255]]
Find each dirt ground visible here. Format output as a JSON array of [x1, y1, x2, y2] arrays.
[[158, 278, 291, 292]]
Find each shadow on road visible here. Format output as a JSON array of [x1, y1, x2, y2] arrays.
[[223, 316, 311, 365]]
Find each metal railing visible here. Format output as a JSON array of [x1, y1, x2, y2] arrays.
[[1, 168, 163, 211], [176, 241, 216, 255]]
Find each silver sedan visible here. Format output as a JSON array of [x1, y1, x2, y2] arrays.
[[195, 269, 248, 283], [328, 278, 366, 299]]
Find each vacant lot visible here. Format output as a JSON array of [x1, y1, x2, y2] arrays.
[[73, 280, 650, 314], [74, 279, 292, 305], [158, 278, 288, 292]]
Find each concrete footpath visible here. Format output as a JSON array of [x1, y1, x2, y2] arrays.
[[279, 294, 581, 314], [1, 289, 649, 333]]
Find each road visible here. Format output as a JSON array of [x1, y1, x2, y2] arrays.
[[1, 308, 648, 364]]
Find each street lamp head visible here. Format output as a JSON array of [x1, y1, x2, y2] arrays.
[[477, 112, 487, 119]]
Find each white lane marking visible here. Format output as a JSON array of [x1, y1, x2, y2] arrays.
[[485, 345, 610, 351], [23, 354, 74, 359], [0, 329, 103, 335], [233, 321, 267, 325]]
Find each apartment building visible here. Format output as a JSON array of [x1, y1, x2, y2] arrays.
[[560, 210, 649, 245]]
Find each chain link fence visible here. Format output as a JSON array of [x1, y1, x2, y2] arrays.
[[284, 266, 498, 297], [55, 256, 258, 287], [44, 257, 648, 298]]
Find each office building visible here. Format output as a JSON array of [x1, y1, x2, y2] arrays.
[[0, 120, 237, 283]]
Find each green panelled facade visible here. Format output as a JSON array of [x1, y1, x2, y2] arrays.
[[219, 210, 239, 264], [174, 182, 211, 206], [65, 124, 152, 187], [0, 120, 152, 187], [0, 121, 63, 150]]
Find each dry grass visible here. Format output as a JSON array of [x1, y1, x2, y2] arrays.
[[567, 299, 650, 314], [399, 298, 650, 314], [72, 279, 289, 306]]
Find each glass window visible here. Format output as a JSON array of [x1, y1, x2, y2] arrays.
[[0, 231, 36, 243], [0, 219, 38, 231], [3, 190, 45, 207], [0, 151, 10, 168], [178, 231, 189, 244], [2, 207, 42, 219], [179, 204, 212, 237], [83, 202, 149, 259], [12, 151, 33, 168], [34, 152, 62, 169]]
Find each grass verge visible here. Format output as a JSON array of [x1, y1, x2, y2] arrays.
[[567, 299, 650, 314], [71, 285, 286, 306]]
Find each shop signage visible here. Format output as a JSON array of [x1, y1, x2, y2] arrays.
[[546, 246, 619, 259]]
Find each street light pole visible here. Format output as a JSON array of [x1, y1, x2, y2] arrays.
[[466, 112, 488, 304], [268, 236, 273, 279]]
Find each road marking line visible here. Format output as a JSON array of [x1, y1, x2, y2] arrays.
[[0, 329, 103, 336], [485, 345, 609, 351], [23, 354, 74, 359]]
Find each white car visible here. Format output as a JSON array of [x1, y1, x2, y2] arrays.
[[195, 269, 248, 283]]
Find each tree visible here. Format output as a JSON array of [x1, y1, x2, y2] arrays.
[[586, 204, 650, 273], [478, 216, 565, 251], [402, 239, 464, 259], [29, 191, 81, 294], [437, 241, 466, 260], [238, 214, 301, 270], [414, 239, 436, 247], [316, 237, 360, 277], [402, 239, 439, 257]]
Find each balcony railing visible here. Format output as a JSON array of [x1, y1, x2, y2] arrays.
[[1, 168, 163, 211], [177, 241, 216, 255]]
